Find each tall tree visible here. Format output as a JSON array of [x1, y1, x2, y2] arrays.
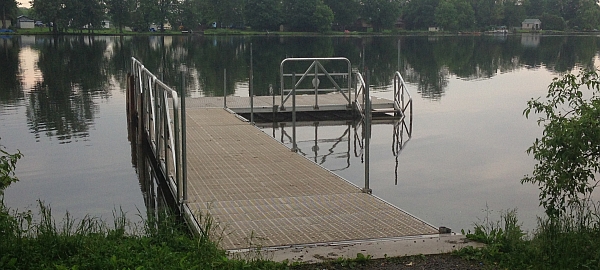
[[361, 0, 402, 32], [434, 0, 458, 30], [402, 0, 439, 30], [472, 0, 503, 28], [174, 0, 203, 30], [0, 0, 18, 29], [199, 0, 244, 27], [157, 0, 175, 31], [284, 0, 313, 31], [502, 0, 526, 28], [244, 0, 283, 31], [574, 0, 600, 30], [31, 0, 63, 33], [323, 0, 360, 30], [130, 0, 158, 31], [313, 0, 334, 32], [523, 70, 600, 217], [107, 0, 131, 33]]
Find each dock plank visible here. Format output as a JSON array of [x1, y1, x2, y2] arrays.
[[183, 108, 437, 250]]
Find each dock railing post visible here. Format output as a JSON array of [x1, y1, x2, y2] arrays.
[[250, 43, 254, 124], [363, 71, 372, 194], [224, 68, 227, 108], [313, 61, 319, 109], [292, 72, 298, 152]]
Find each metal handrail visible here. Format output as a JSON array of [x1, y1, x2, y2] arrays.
[[393, 71, 413, 136], [131, 57, 186, 210], [280, 57, 352, 110], [354, 71, 366, 119]]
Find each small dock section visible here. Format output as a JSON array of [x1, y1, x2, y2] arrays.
[[185, 93, 396, 114]]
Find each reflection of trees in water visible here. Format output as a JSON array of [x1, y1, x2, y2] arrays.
[[118, 35, 600, 102], [26, 36, 110, 142], [399, 35, 600, 99], [0, 38, 23, 104]]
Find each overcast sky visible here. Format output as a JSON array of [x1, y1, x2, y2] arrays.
[[19, 0, 30, 8]]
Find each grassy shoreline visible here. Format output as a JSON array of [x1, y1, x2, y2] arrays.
[[2, 27, 599, 37]]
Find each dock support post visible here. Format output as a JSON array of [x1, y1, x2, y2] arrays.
[[292, 73, 297, 152], [363, 71, 372, 194], [180, 71, 188, 208], [271, 84, 276, 121], [314, 62, 319, 109], [224, 68, 227, 108]]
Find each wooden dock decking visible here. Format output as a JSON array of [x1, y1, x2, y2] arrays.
[[183, 106, 438, 250]]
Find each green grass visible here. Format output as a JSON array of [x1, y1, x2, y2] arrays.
[[456, 205, 600, 269], [0, 200, 288, 269]]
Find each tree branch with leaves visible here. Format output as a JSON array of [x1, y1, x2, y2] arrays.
[[523, 70, 600, 218], [0, 140, 22, 192]]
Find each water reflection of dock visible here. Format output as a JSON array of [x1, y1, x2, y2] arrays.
[[128, 57, 479, 261]]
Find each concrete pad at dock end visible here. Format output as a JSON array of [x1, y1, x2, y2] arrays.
[[227, 233, 485, 263]]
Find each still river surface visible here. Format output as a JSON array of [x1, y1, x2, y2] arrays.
[[1, 34, 599, 232]]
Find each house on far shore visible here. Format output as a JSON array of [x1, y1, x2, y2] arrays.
[[17, 15, 35, 29], [522, 19, 541, 31], [428, 26, 442, 32]]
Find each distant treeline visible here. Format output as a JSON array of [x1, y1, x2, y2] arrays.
[[1, 0, 599, 33]]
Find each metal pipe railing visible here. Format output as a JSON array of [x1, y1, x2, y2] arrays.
[[131, 57, 186, 212], [393, 71, 413, 136], [280, 57, 352, 111], [354, 72, 366, 119]]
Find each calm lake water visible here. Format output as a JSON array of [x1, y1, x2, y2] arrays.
[[1, 34, 599, 232]]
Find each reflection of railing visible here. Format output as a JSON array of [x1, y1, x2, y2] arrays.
[[393, 118, 412, 185], [130, 57, 186, 210], [280, 57, 352, 110], [276, 122, 352, 171]]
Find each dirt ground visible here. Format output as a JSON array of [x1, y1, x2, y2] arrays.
[[292, 253, 497, 270]]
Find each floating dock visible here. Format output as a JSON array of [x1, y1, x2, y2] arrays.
[[127, 57, 479, 262]]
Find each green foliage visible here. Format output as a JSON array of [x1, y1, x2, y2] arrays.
[[313, 1, 334, 33], [323, 0, 360, 30], [0, 141, 22, 192], [360, 0, 401, 32], [540, 12, 566, 31], [458, 205, 600, 269], [501, 0, 526, 28], [284, 0, 328, 32], [434, 0, 458, 30], [523, 69, 600, 217], [244, 0, 283, 31], [106, 0, 131, 33], [402, 0, 440, 30], [0, 200, 290, 269], [0, 0, 18, 29]]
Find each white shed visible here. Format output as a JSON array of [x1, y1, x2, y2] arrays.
[[17, 15, 34, 29], [522, 19, 541, 30]]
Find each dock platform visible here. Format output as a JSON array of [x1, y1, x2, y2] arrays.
[[183, 107, 437, 250]]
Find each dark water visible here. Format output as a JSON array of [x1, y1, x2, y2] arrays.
[[1, 34, 599, 231]]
